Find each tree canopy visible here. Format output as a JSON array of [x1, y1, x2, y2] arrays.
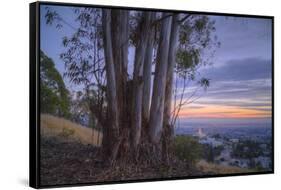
[[40, 50, 71, 118]]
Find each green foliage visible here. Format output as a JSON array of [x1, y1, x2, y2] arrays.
[[40, 50, 71, 118], [231, 140, 263, 159], [176, 15, 220, 80], [60, 9, 103, 86], [202, 144, 224, 162], [194, 16, 209, 33], [173, 135, 203, 165], [175, 49, 200, 78], [45, 7, 63, 29], [198, 78, 210, 91]]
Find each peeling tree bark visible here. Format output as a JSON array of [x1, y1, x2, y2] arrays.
[[149, 13, 172, 144]]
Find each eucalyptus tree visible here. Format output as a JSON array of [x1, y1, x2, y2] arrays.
[[45, 7, 219, 164]]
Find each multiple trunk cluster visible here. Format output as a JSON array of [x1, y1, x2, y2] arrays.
[[45, 6, 217, 165], [101, 10, 180, 165]]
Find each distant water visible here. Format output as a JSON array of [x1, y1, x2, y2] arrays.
[[175, 118, 272, 140]]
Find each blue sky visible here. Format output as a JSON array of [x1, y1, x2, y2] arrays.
[[40, 5, 272, 119]]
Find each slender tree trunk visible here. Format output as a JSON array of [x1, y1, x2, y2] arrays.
[[142, 13, 156, 128], [162, 14, 180, 163], [110, 10, 130, 159], [101, 9, 120, 165], [149, 13, 172, 144], [111, 10, 129, 126], [131, 13, 152, 151]]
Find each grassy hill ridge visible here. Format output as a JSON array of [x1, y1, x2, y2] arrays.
[[41, 114, 103, 146]]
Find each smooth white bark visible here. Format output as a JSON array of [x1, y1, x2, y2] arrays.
[[132, 12, 152, 147], [149, 13, 172, 143], [142, 13, 156, 124]]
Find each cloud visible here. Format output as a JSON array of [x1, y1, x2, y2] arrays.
[[187, 105, 205, 109], [180, 57, 273, 117], [203, 79, 271, 99], [200, 57, 272, 82]]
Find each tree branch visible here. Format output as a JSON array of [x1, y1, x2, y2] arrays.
[[178, 14, 192, 23]]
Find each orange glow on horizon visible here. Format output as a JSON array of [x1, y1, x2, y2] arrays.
[[178, 105, 271, 119]]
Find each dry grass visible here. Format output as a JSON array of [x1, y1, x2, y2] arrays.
[[196, 160, 253, 174], [41, 114, 103, 146]]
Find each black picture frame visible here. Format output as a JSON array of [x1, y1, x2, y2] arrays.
[[30, 1, 274, 188]]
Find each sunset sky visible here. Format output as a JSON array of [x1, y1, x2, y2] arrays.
[[177, 16, 272, 119], [40, 5, 272, 120]]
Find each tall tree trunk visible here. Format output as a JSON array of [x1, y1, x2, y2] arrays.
[[111, 10, 129, 117], [148, 13, 172, 144], [111, 10, 130, 158], [101, 9, 120, 165], [131, 13, 152, 152], [142, 13, 156, 128], [162, 14, 180, 163]]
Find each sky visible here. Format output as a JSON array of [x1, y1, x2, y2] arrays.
[[40, 5, 272, 120], [179, 16, 272, 120]]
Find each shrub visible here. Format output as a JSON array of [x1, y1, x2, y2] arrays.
[[202, 144, 224, 163], [173, 135, 203, 165]]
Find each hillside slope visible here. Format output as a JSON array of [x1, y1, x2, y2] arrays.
[[196, 160, 254, 174], [41, 114, 103, 146]]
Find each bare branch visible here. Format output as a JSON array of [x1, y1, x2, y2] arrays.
[[153, 13, 174, 25], [178, 14, 192, 23]]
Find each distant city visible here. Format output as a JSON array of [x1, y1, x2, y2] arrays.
[[176, 119, 272, 170]]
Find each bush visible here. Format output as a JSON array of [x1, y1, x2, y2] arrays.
[[173, 135, 203, 165], [202, 144, 224, 163], [231, 140, 262, 159]]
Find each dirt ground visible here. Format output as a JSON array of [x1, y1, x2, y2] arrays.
[[40, 136, 208, 186]]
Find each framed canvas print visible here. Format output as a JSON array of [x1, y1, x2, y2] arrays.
[[30, 1, 274, 188]]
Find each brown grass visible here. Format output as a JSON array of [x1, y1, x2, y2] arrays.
[[41, 114, 103, 146], [196, 160, 254, 174]]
